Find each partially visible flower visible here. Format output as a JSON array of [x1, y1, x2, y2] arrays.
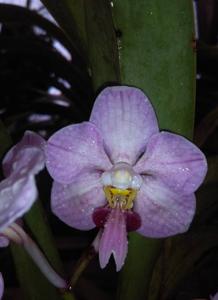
[[0, 131, 45, 232], [211, 292, 218, 300], [0, 131, 45, 298], [45, 86, 207, 271], [0, 131, 67, 297]]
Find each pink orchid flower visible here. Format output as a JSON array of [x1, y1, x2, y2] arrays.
[[45, 86, 207, 271]]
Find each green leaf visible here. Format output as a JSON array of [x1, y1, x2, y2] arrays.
[[117, 235, 161, 300], [10, 244, 62, 300], [84, 0, 120, 88], [110, 1, 196, 299], [42, 0, 120, 88], [111, 0, 195, 139]]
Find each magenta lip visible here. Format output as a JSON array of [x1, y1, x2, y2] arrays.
[[92, 206, 141, 232]]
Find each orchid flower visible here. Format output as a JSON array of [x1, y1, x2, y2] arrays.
[[0, 131, 66, 298], [45, 86, 207, 271], [211, 292, 218, 300]]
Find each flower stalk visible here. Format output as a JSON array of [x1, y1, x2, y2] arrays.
[[3, 223, 67, 289], [69, 244, 97, 289]]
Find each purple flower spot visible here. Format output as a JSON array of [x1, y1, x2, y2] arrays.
[[93, 207, 111, 228], [125, 210, 141, 232]]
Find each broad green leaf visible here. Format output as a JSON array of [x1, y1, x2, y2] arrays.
[[111, 0, 195, 139], [110, 2, 196, 299], [84, 0, 120, 88], [42, 0, 120, 87], [117, 236, 161, 300]]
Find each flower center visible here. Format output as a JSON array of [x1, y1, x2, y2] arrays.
[[101, 162, 142, 210], [103, 186, 137, 209]]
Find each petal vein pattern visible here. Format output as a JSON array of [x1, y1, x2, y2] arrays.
[[99, 207, 128, 271], [46, 122, 112, 184], [134, 177, 196, 237], [90, 86, 159, 165], [134, 132, 207, 195], [51, 172, 106, 230]]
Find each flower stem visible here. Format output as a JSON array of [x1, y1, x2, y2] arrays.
[[3, 223, 67, 289], [69, 243, 97, 289]]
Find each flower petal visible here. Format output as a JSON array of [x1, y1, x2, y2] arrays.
[[134, 132, 207, 195], [0, 236, 9, 247], [134, 177, 196, 238], [51, 171, 106, 230], [211, 293, 218, 300], [0, 173, 37, 231], [0, 273, 4, 300], [3, 131, 45, 177], [90, 86, 159, 165], [46, 122, 112, 184], [99, 207, 128, 271]]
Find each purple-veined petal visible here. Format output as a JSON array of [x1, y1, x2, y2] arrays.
[[134, 176, 196, 238], [134, 132, 207, 195], [51, 171, 106, 230], [0, 172, 37, 231], [90, 86, 159, 165], [98, 206, 128, 271], [3, 131, 45, 177], [46, 122, 112, 184], [0, 273, 4, 300]]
